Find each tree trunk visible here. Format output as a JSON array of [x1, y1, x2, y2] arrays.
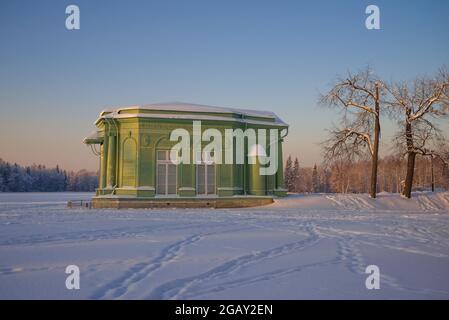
[[431, 157, 435, 192], [369, 84, 381, 198], [403, 114, 415, 199], [403, 151, 416, 198]]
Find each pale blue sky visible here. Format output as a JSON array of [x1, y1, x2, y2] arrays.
[[0, 0, 448, 170]]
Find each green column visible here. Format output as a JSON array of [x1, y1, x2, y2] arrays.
[[248, 151, 266, 196], [178, 162, 196, 197], [243, 138, 248, 195], [106, 134, 116, 188], [266, 141, 275, 194], [100, 140, 108, 189]]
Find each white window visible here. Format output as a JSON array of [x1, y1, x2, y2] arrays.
[[197, 151, 215, 195], [156, 150, 177, 195]]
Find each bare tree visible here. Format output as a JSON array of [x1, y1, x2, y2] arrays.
[[287, 154, 448, 194], [321, 68, 384, 198], [387, 68, 449, 198]]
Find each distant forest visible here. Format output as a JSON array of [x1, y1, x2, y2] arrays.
[[0, 158, 98, 192], [1, 155, 448, 194], [284, 155, 449, 194]]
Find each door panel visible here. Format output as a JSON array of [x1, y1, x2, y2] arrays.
[[197, 164, 205, 195], [167, 164, 177, 195], [197, 163, 215, 195], [156, 164, 166, 195], [207, 165, 215, 194]]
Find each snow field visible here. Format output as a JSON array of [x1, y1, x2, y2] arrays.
[[0, 192, 448, 299]]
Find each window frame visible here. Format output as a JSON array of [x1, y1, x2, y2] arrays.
[[196, 151, 216, 196], [156, 150, 178, 196]]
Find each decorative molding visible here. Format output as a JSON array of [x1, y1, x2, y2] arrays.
[[217, 187, 243, 191], [141, 133, 151, 148]]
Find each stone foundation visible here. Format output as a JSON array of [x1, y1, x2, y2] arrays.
[[91, 196, 274, 209]]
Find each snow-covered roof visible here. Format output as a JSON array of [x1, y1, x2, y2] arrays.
[[83, 130, 104, 144], [95, 102, 288, 127]]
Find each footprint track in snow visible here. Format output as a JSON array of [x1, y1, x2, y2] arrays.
[[91, 226, 250, 299], [145, 223, 321, 299], [91, 233, 203, 299]]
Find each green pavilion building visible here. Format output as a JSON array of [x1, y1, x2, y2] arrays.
[[83, 102, 288, 208]]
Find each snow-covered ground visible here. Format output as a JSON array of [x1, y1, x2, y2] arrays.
[[1, 192, 449, 299]]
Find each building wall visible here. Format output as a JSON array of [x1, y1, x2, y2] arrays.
[[95, 117, 287, 198]]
